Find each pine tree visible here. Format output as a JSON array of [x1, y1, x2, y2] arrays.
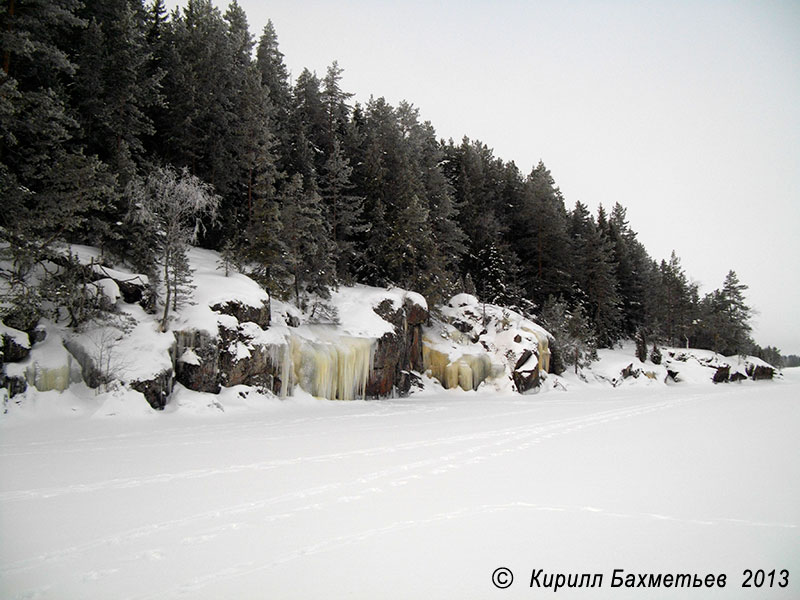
[[656, 251, 698, 346], [441, 137, 519, 300], [607, 202, 648, 337], [694, 270, 752, 355]]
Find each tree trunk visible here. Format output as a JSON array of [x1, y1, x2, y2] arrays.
[[294, 264, 300, 308], [160, 248, 171, 332], [248, 165, 253, 221], [574, 347, 579, 374], [537, 220, 543, 279]]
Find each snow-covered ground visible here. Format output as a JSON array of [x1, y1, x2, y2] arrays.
[[1, 372, 798, 599]]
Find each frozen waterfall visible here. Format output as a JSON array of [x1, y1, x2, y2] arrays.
[[283, 328, 375, 401]]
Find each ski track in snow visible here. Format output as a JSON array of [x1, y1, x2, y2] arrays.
[[125, 503, 796, 600], [1, 399, 683, 576], [2, 385, 798, 599], [1, 398, 682, 504]]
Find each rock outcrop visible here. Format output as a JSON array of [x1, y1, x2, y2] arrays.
[[1, 323, 31, 363], [367, 296, 428, 397], [2, 323, 32, 399], [422, 294, 551, 393], [173, 296, 284, 395], [664, 349, 777, 383], [131, 369, 174, 410]]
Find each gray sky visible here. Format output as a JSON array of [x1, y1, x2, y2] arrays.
[[166, 0, 800, 354]]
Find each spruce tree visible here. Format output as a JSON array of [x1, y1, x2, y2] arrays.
[[568, 201, 621, 347], [319, 138, 365, 281], [279, 175, 335, 308], [1, 0, 114, 322], [657, 251, 698, 346], [71, 0, 161, 183], [512, 161, 572, 303], [255, 20, 291, 170]]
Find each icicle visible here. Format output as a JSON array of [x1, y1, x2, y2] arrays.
[[287, 330, 375, 400], [422, 343, 493, 391], [534, 331, 551, 373]]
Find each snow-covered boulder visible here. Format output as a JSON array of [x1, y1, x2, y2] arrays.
[[130, 368, 174, 409], [664, 349, 777, 384], [589, 346, 666, 386], [1, 321, 31, 363]]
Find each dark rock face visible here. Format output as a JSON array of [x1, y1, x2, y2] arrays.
[[217, 323, 284, 394], [1, 325, 31, 397], [713, 365, 730, 383], [131, 369, 174, 409], [1, 372, 27, 398], [210, 298, 270, 329], [174, 330, 220, 394], [748, 364, 774, 380], [512, 349, 540, 393], [173, 296, 283, 397], [366, 297, 428, 398], [1, 329, 30, 363]]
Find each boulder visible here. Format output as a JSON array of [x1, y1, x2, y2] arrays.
[[747, 364, 774, 380], [90, 264, 154, 310], [713, 365, 730, 383], [1, 324, 31, 363], [512, 349, 540, 393], [210, 298, 270, 330], [131, 368, 174, 410]]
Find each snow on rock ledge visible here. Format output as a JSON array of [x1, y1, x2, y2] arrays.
[[423, 294, 552, 393], [173, 274, 429, 401], [664, 349, 777, 384]]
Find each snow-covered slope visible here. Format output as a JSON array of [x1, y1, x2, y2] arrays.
[[2, 246, 781, 418]]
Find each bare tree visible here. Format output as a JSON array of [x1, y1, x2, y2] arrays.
[[128, 167, 219, 331]]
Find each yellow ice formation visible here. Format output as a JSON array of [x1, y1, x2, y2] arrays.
[[288, 334, 375, 400], [422, 344, 497, 391]]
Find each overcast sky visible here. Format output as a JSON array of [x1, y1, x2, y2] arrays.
[[166, 0, 800, 354]]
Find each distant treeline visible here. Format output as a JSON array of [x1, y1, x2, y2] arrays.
[[0, 0, 774, 360]]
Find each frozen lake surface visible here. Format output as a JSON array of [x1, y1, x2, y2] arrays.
[[2, 375, 798, 599]]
